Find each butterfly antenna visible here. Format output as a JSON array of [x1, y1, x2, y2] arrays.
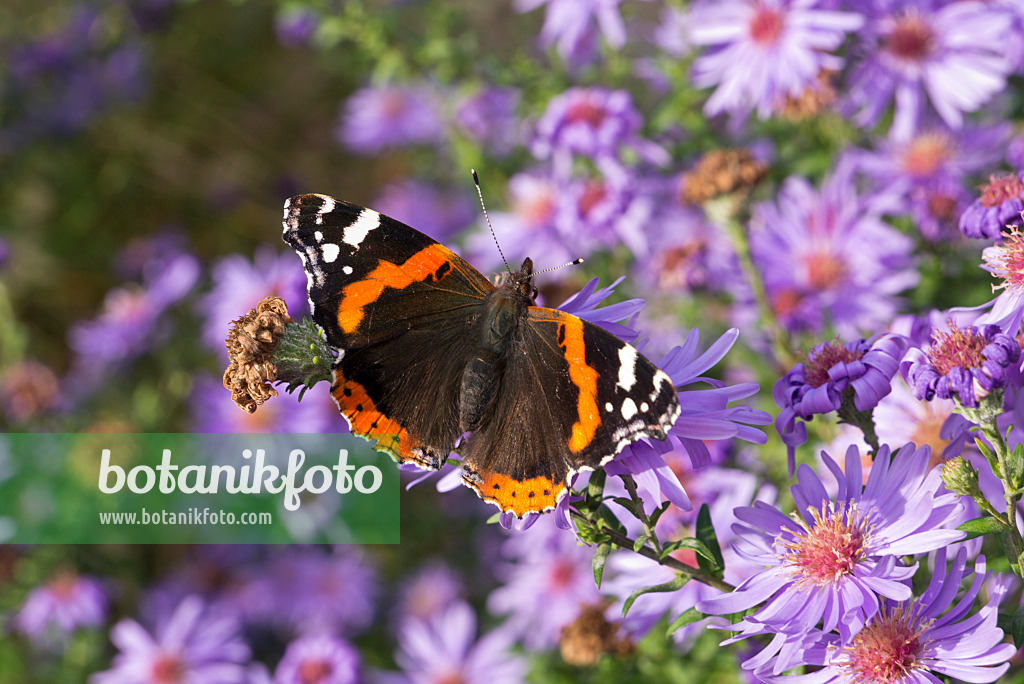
[[533, 258, 584, 275], [472, 169, 511, 274]]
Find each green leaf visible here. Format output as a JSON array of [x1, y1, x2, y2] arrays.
[[666, 608, 704, 636], [1011, 605, 1024, 649], [592, 543, 612, 589], [648, 501, 672, 527], [660, 538, 715, 562], [1008, 442, 1024, 490], [633, 533, 651, 553], [956, 516, 1004, 540], [695, 504, 725, 573], [622, 574, 689, 618]]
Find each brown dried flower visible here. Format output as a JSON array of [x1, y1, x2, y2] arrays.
[[559, 603, 632, 666], [779, 71, 836, 122], [680, 148, 768, 205], [223, 296, 293, 413]]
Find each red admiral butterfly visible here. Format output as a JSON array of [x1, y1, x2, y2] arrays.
[[282, 193, 680, 517]]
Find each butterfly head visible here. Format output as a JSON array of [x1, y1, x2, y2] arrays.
[[510, 257, 538, 302]]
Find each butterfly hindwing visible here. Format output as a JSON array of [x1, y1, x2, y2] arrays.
[[460, 307, 680, 516]]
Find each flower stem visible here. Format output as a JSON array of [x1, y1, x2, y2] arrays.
[[978, 420, 1024, 574]]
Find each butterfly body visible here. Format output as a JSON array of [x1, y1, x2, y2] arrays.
[[282, 193, 679, 517]]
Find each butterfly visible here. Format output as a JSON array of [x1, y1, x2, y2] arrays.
[[282, 193, 679, 517]]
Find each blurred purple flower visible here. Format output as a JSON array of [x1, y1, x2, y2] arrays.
[[190, 375, 346, 433], [653, 5, 691, 57], [374, 180, 475, 243], [234, 547, 377, 637], [487, 516, 601, 649], [688, 0, 862, 120], [515, 0, 641, 61], [91, 595, 250, 684], [274, 635, 359, 684], [274, 8, 319, 48], [455, 86, 522, 155], [844, 1, 1014, 140], [872, 379, 972, 462], [902, 322, 1020, 409], [774, 334, 908, 473], [747, 165, 918, 338], [0, 237, 8, 268], [1009, 128, 1024, 171], [633, 206, 735, 293], [532, 88, 667, 178], [392, 562, 462, 626], [68, 249, 199, 376], [387, 601, 526, 684], [959, 172, 1024, 241], [906, 176, 971, 241], [0, 360, 61, 424], [697, 443, 964, 647], [199, 246, 307, 352], [555, 174, 656, 256], [337, 83, 445, 154], [14, 572, 106, 640], [749, 548, 1015, 682]]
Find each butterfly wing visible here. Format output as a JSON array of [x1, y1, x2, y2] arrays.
[[460, 306, 680, 516], [282, 194, 494, 468]]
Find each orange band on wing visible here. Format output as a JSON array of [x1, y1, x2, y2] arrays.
[[463, 470, 566, 517], [331, 372, 426, 465], [337, 244, 453, 334], [560, 315, 600, 453]]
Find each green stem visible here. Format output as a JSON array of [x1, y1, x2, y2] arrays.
[[979, 420, 1024, 573]]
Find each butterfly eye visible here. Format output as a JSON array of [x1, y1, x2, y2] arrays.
[[532, 287, 539, 300]]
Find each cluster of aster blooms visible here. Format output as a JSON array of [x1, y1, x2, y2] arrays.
[[5, 0, 1024, 682]]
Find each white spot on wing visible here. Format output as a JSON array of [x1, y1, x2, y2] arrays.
[[605, 402, 613, 412], [318, 196, 336, 214], [315, 214, 323, 225], [314, 231, 323, 241], [617, 346, 638, 391], [641, 402, 649, 412], [322, 244, 340, 263], [344, 209, 380, 248], [621, 398, 638, 420], [342, 265, 353, 275]]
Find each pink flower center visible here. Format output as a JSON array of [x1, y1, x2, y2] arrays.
[[900, 132, 951, 178], [983, 226, 1024, 293], [749, 6, 785, 45], [840, 606, 924, 683], [380, 91, 409, 120], [298, 659, 334, 684], [929, 323, 987, 375], [566, 99, 606, 128], [979, 174, 1024, 208], [802, 342, 863, 388], [658, 243, 705, 289], [926, 192, 957, 221], [48, 572, 80, 601], [781, 503, 868, 587], [578, 180, 607, 218], [884, 11, 935, 62], [771, 288, 804, 317], [435, 672, 468, 684], [150, 654, 185, 684], [550, 559, 577, 589], [515, 189, 557, 228], [804, 251, 847, 290]]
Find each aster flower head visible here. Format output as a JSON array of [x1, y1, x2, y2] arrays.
[[336, 83, 445, 154], [373, 180, 474, 243], [274, 8, 318, 48], [14, 572, 107, 641], [959, 172, 1024, 241], [688, 0, 862, 120], [697, 443, 965, 645], [514, 0, 637, 62], [392, 600, 527, 684], [274, 635, 359, 684], [977, 224, 1024, 334], [774, 334, 909, 473], [747, 166, 918, 338], [91, 595, 250, 684], [454, 86, 521, 155], [844, 1, 1014, 140], [531, 87, 667, 178], [902, 322, 1020, 409], [748, 548, 1015, 683]]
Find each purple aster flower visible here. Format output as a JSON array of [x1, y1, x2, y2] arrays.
[[234, 547, 377, 637], [959, 172, 1024, 240], [653, 5, 691, 58], [454, 86, 522, 155], [553, 173, 656, 256], [688, 0, 862, 120], [91, 595, 250, 684], [389, 600, 527, 684], [633, 206, 736, 294], [337, 83, 445, 154], [514, 0, 641, 62], [190, 375, 345, 433], [748, 548, 1015, 683], [872, 379, 972, 462], [696, 443, 965, 646], [747, 165, 918, 338], [843, 1, 1014, 140], [373, 180, 474, 243], [977, 224, 1024, 333], [14, 572, 106, 640], [906, 175, 971, 241], [199, 246, 307, 352], [274, 8, 319, 48], [532, 88, 667, 179], [487, 516, 601, 649], [392, 562, 462, 626], [774, 334, 909, 473], [274, 635, 359, 684]]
